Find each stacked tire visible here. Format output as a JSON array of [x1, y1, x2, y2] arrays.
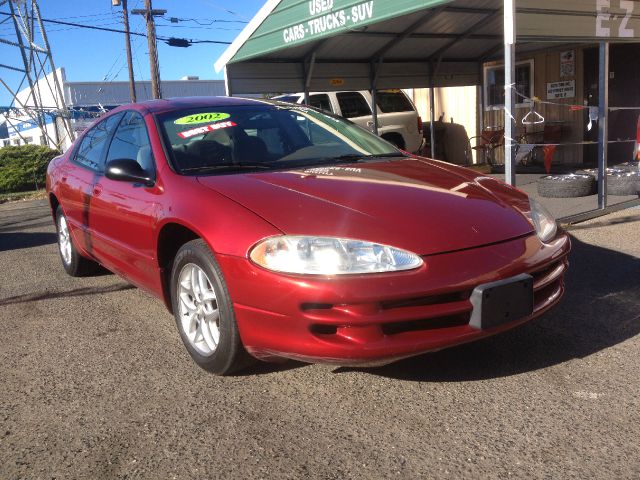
[[606, 170, 640, 196], [537, 174, 596, 198], [575, 166, 640, 196]]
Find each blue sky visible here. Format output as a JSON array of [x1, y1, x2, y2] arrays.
[[0, 0, 265, 106]]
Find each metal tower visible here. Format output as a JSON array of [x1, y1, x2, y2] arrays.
[[0, 0, 74, 149]]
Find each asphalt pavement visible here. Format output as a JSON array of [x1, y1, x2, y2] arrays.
[[1, 199, 639, 479]]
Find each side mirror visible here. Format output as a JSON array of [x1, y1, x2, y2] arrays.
[[105, 158, 154, 187]]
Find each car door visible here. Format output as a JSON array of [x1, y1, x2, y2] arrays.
[[57, 113, 124, 257], [88, 110, 161, 292]]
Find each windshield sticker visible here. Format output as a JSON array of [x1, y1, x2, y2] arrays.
[[177, 121, 237, 139], [174, 112, 230, 125]]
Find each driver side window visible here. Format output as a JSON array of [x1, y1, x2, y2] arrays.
[[106, 111, 154, 174]]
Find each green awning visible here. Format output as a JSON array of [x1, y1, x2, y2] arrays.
[[215, 0, 640, 95], [227, 0, 451, 64]]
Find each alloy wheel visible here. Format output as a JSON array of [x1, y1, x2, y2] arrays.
[[177, 263, 220, 356], [58, 215, 72, 266]]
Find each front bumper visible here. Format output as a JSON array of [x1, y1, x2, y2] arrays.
[[217, 233, 570, 366]]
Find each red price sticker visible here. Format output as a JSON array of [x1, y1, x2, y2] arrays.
[[177, 121, 237, 139]]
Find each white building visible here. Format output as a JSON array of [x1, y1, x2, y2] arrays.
[[0, 68, 225, 151]]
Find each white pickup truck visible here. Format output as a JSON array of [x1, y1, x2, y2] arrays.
[[274, 90, 424, 153]]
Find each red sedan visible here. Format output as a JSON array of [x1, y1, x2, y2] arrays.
[[47, 97, 570, 375]]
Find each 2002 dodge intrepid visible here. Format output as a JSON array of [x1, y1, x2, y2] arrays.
[[47, 97, 570, 375]]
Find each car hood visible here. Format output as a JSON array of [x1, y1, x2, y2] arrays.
[[196, 158, 535, 256]]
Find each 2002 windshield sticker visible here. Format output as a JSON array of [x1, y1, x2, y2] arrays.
[[174, 112, 230, 125], [283, 1, 374, 44], [177, 121, 237, 139]]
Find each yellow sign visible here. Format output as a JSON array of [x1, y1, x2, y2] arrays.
[[174, 112, 230, 125], [329, 78, 345, 87]]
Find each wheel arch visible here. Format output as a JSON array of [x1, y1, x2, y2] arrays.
[[157, 221, 203, 312], [381, 131, 406, 150], [49, 193, 60, 221]]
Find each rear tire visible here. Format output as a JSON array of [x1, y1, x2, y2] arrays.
[[55, 206, 99, 277], [537, 174, 596, 198], [170, 239, 252, 375]]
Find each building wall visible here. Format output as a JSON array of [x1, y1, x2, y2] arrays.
[[409, 86, 478, 164], [65, 79, 226, 106], [483, 46, 586, 167]]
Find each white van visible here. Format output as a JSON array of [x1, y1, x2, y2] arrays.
[[273, 90, 424, 153]]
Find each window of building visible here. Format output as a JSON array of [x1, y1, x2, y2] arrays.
[[336, 92, 372, 118], [24, 137, 32, 144], [40, 136, 47, 146], [2, 140, 9, 147], [106, 111, 154, 173], [484, 60, 534, 109]]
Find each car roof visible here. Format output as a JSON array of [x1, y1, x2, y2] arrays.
[[121, 96, 273, 115]]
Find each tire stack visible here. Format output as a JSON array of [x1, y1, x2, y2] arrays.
[[537, 174, 596, 198], [538, 163, 640, 198], [606, 170, 640, 196], [576, 165, 640, 196]]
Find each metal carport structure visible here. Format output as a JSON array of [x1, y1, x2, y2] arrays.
[[215, 0, 640, 216]]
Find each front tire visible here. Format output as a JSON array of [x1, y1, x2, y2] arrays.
[[56, 206, 98, 276], [170, 239, 251, 375]]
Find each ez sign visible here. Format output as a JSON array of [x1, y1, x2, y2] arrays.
[[596, 0, 635, 38]]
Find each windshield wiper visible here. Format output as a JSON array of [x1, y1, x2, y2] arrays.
[[331, 153, 405, 162], [181, 163, 273, 174]]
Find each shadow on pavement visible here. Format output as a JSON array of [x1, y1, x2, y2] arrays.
[[565, 214, 640, 231], [0, 219, 53, 233], [340, 237, 640, 382], [0, 231, 57, 252], [236, 359, 307, 377], [0, 283, 135, 307]]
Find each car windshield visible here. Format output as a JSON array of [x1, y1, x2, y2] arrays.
[[156, 103, 404, 175]]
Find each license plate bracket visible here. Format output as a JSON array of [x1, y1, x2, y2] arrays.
[[469, 274, 534, 329]]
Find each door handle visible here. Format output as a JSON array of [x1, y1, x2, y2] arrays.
[[93, 184, 103, 196]]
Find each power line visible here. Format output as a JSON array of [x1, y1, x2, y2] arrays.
[[154, 22, 241, 31], [0, 10, 151, 38], [0, 10, 232, 45], [160, 16, 247, 25], [198, 0, 250, 21]]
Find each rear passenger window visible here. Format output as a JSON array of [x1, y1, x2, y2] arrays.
[[309, 94, 333, 113], [376, 90, 415, 113], [336, 92, 372, 118], [74, 113, 123, 171], [106, 111, 154, 173]]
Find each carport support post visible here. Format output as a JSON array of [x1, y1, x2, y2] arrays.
[[597, 41, 609, 209], [303, 53, 316, 105], [369, 61, 380, 135], [429, 82, 436, 159], [503, 0, 516, 186]]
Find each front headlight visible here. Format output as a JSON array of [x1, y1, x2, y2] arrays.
[[529, 198, 557, 242], [249, 236, 423, 275]]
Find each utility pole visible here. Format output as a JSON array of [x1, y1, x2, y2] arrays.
[[132, 1, 165, 99], [113, 0, 137, 102]]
